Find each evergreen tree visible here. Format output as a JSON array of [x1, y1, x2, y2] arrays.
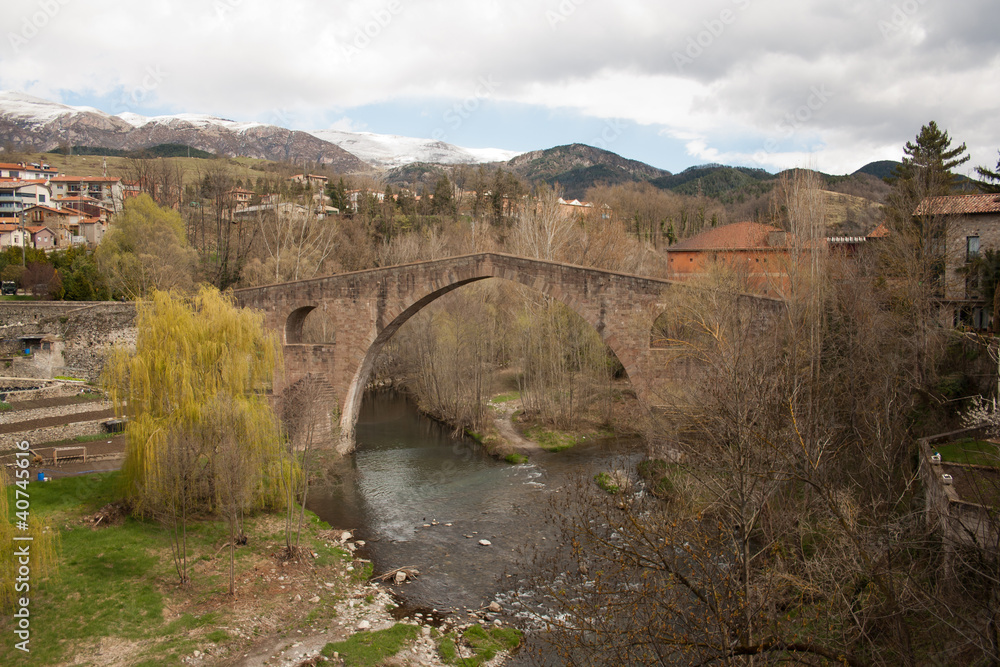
[[432, 175, 455, 216], [977, 151, 1000, 193], [890, 120, 970, 197]]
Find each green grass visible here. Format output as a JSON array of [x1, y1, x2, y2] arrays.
[[0, 471, 354, 665], [936, 439, 1000, 467], [0, 401, 11, 412], [54, 375, 86, 382], [162, 612, 219, 635], [321, 623, 419, 665], [436, 625, 523, 665], [74, 432, 114, 442], [524, 425, 580, 452], [504, 453, 528, 465], [0, 294, 38, 301], [492, 392, 520, 403], [206, 629, 230, 642], [594, 472, 620, 494]]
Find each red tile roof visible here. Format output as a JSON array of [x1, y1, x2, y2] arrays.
[[915, 194, 1000, 216], [25, 225, 53, 235], [667, 221, 785, 251], [866, 222, 891, 238], [0, 163, 55, 170], [23, 205, 72, 215]]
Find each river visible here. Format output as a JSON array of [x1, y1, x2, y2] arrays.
[[306, 390, 643, 620]]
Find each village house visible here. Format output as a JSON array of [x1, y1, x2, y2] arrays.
[[555, 197, 612, 221], [48, 175, 124, 212], [915, 193, 1000, 329], [664, 220, 887, 298], [23, 203, 82, 228], [53, 194, 114, 221], [225, 187, 254, 209], [25, 225, 57, 250], [0, 162, 57, 180], [290, 173, 329, 189], [77, 218, 106, 247], [665, 221, 801, 297], [21, 204, 88, 246], [346, 188, 385, 212], [0, 180, 53, 222], [0, 223, 28, 249]]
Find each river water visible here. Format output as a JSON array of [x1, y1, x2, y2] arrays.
[[306, 390, 642, 618]]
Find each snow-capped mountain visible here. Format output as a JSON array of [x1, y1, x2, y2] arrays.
[[0, 92, 520, 169], [309, 128, 520, 168]]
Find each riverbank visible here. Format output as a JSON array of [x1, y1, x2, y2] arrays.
[[0, 472, 521, 666]]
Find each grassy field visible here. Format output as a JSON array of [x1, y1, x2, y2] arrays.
[[935, 439, 1000, 467], [0, 472, 360, 666], [521, 423, 613, 453], [11, 152, 284, 191]]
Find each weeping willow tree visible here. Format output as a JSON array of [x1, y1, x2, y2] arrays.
[[102, 286, 288, 586], [0, 467, 58, 612]]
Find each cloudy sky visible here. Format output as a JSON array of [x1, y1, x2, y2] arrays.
[[2, 0, 999, 175]]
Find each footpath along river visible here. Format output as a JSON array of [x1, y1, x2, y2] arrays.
[[306, 389, 642, 621]]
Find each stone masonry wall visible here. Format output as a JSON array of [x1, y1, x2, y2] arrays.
[[0, 302, 136, 382], [945, 212, 1000, 300]]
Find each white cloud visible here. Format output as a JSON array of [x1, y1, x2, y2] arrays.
[[1, 0, 998, 173], [327, 116, 367, 133]]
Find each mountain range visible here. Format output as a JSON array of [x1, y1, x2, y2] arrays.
[[0, 91, 905, 203], [0, 92, 519, 172]]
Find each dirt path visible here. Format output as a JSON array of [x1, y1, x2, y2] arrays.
[[489, 399, 542, 454], [0, 407, 115, 434]]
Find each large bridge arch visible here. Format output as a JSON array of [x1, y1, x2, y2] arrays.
[[338, 269, 651, 446], [233, 253, 715, 453]]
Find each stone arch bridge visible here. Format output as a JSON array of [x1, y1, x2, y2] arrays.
[[233, 253, 698, 452]]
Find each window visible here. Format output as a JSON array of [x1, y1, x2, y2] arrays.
[[966, 273, 981, 299], [967, 235, 980, 261]]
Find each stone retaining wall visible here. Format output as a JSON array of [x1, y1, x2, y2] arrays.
[[3, 420, 109, 452], [920, 427, 1000, 551], [0, 400, 111, 426], [0, 302, 136, 382]]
